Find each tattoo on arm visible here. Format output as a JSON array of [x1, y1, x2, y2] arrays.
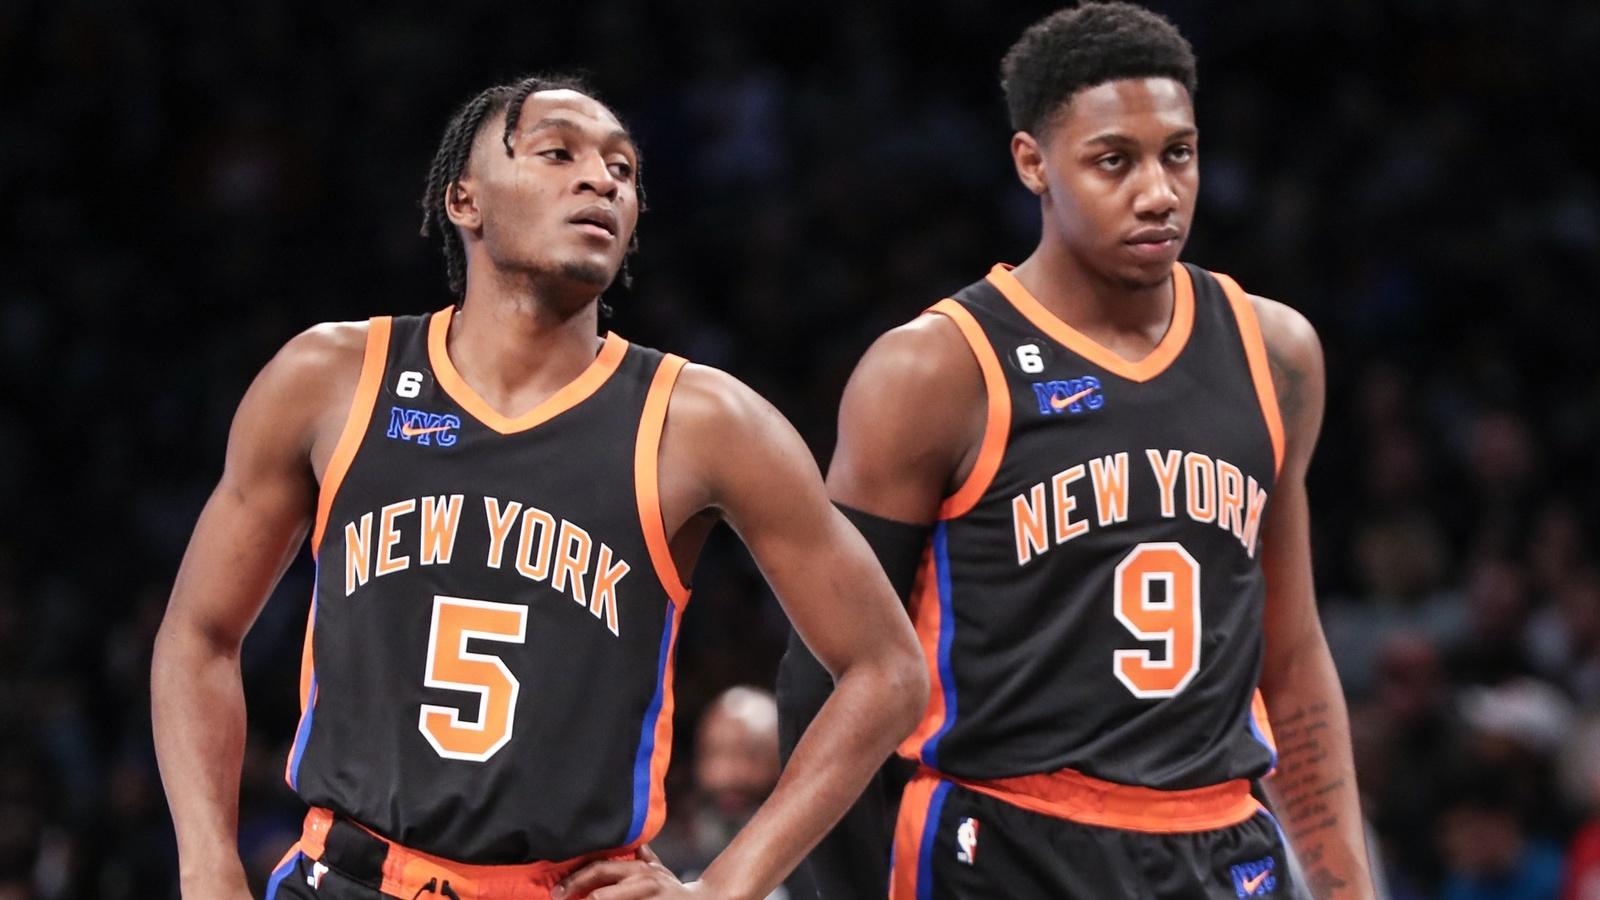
[[1270, 701, 1351, 895], [1267, 345, 1306, 429]]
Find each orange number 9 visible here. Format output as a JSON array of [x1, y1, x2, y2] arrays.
[[418, 595, 528, 761], [1112, 542, 1201, 699]]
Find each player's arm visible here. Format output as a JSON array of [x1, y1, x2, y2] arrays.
[[1250, 297, 1377, 900], [827, 313, 984, 522], [772, 315, 982, 897], [560, 364, 929, 900], [150, 324, 364, 898]]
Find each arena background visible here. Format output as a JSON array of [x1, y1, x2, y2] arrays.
[[2, 1, 1596, 897]]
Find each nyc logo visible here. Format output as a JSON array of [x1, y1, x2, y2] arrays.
[[1229, 856, 1276, 897], [386, 406, 460, 447], [1031, 376, 1104, 416]]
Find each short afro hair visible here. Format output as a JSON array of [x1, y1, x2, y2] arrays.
[[1001, 2, 1197, 135]]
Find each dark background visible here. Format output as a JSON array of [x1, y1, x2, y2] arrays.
[[2, 1, 1597, 897]]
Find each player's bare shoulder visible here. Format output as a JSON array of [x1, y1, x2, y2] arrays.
[[280, 319, 369, 360], [648, 360, 831, 541], [232, 319, 374, 476], [855, 313, 982, 403], [834, 311, 987, 496], [1247, 294, 1325, 444], [659, 363, 802, 491], [666, 362, 785, 434]]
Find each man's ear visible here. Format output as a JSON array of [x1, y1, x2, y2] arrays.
[[444, 175, 481, 231], [1011, 131, 1050, 197]]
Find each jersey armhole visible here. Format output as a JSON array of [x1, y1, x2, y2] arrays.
[[1212, 273, 1285, 476], [1251, 688, 1280, 776], [311, 316, 392, 553], [926, 299, 1011, 520], [635, 354, 692, 605]]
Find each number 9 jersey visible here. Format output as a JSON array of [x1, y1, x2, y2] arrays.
[[899, 262, 1283, 792], [286, 307, 689, 864]]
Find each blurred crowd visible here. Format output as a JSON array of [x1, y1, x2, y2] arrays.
[[1, 0, 1595, 897]]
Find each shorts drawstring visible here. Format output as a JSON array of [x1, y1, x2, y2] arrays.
[[410, 879, 460, 899]]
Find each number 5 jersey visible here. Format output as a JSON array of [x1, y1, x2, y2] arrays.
[[287, 307, 689, 864]]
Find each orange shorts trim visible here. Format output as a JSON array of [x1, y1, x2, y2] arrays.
[[298, 807, 637, 900], [948, 766, 1262, 834], [888, 773, 947, 900]]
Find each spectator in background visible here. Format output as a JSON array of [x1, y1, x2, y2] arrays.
[[1353, 631, 1465, 894], [1562, 715, 1600, 900], [1324, 513, 1456, 696], [1448, 559, 1539, 687], [1437, 768, 1564, 900], [1458, 678, 1576, 829], [1528, 568, 1600, 706], [653, 687, 812, 900], [1526, 503, 1591, 600], [1432, 679, 1576, 899]]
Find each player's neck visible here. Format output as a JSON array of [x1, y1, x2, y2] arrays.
[[448, 272, 606, 413], [1012, 240, 1173, 340]]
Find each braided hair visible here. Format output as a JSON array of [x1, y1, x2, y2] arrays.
[[418, 74, 644, 302]]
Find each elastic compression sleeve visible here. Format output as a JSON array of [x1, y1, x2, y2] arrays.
[[775, 503, 929, 899]]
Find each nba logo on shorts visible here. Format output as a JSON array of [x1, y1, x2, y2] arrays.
[[955, 817, 980, 865], [307, 861, 329, 889], [1229, 855, 1276, 897]]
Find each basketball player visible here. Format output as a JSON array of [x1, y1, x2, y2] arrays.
[[776, 5, 1376, 897], [150, 75, 927, 900]]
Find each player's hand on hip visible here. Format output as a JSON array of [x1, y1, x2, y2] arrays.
[[554, 850, 723, 900]]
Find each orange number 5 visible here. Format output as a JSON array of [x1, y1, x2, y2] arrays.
[[1112, 542, 1201, 699], [418, 595, 528, 761]]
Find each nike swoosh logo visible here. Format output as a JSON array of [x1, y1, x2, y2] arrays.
[[1050, 387, 1096, 410], [1242, 870, 1270, 894], [400, 424, 453, 438]]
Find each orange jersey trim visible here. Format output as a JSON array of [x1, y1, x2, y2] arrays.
[[896, 547, 944, 759], [1212, 272, 1285, 475], [926, 299, 1011, 520], [269, 841, 303, 880], [297, 807, 635, 899], [311, 316, 392, 554], [426, 307, 628, 435], [635, 355, 691, 605], [954, 767, 1262, 834], [632, 354, 691, 845], [986, 262, 1195, 384]]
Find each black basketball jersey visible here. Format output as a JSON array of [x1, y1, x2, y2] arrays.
[[898, 263, 1284, 791], [283, 308, 691, 864]]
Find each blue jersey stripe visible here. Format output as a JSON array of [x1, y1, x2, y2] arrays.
[[288, 674, 317, 790], [920, 524, 959, 767], [265, 849, 300, 899], [287, 588, 321, 792], [626, 601, 678, 844]]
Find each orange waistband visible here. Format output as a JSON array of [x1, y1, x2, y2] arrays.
[[298, 807, 636, 900], [934, 766, 1262, 834]]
